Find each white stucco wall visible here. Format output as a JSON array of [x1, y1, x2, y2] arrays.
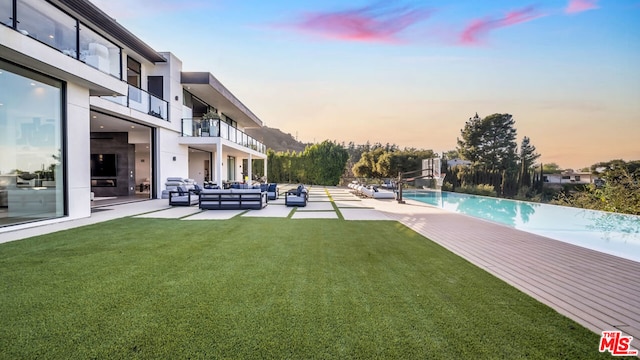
[[66, 83, 92, 220], [154, 52, 184, 134], [188, 151, 209, 186], [155, 127, 188, 198]]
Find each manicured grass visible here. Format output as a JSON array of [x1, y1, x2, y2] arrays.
[[0, 217, 611, 359]]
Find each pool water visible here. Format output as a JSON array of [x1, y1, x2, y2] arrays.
[[402, 191, 640, 263]]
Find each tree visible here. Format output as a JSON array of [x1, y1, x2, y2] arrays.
[[303, 140, 349, 185], [457, 113, 518, 172], [443, 149, 459, 160], [518, 136, 540, 188], [554, 159, 640, 215], [591, 159, 640, 177], [456, 113, 520, 196], [457, 113, 483, 165], [542, 163, 562, 174], [352, 148, 385, 178], [353, 148, 435, 179]]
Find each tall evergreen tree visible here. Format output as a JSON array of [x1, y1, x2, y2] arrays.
[[457, 113, 518, 172], [519, 136, 540, 187], [457, 112, 483, 165]]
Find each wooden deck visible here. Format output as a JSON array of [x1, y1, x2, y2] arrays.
[[375, 200, 640, 351]]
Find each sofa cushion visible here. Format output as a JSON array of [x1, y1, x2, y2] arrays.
[[230, 189, 262, 194]]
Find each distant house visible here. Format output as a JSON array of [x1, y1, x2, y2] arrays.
[[447, 159, 472, 167], [543, 170, 600, 185]]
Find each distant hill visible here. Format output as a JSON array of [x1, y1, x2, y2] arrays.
[[246, 126, 308, 153]]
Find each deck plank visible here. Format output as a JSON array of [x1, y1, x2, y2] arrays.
[[379, 201, 640, 351]]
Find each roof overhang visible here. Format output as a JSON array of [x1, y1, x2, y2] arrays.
[[51, 0, 166, 63], [181, 72, 263, 128]]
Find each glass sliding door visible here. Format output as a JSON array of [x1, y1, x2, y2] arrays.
[[0, 59, 65, 227]]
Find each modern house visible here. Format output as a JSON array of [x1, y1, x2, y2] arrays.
[[543, 170, 599, 186], [0, 0, 267, 231]]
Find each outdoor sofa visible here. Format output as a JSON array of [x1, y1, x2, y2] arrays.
[[199, 188, 267, 210]]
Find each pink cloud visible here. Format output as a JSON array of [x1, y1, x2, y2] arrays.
[[459, 6, 544, 46], [289, 3, 433, 43], [565, 0, 600, 14]]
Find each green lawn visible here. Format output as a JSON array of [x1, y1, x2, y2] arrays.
[[0, 217, 612, 359]]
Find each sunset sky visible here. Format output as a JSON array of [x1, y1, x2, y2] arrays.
[[91, 0, 639, 170]]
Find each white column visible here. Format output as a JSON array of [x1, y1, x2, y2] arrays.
[[247, 154, 252, 183], [215, 142, 223, 186], [264, 156, 268, 182]]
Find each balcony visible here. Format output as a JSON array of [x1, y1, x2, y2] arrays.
[[101, 84, 168, 121], [181, 119, 266, 153]]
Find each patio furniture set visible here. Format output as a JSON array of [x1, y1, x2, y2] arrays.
[[164, 178, 307, 209]]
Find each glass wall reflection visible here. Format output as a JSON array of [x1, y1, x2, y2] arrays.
[[9, 0, 121, 77], [0, 59, 65, 227], [78, 24, 120, 77], [16, 0, 76, 56], [1, 0, 12, 27]]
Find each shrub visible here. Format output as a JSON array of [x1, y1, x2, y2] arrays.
[[454, 184, 497, 197]]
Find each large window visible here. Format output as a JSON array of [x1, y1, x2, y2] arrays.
[[0, 60, 65, 227], [127, 56, 141, 87]]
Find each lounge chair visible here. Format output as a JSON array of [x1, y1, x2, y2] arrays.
[[361, 185, 395, 199], [169, 186, 199, 206], [285, 185, 307, 207], [267, 183, 279, 200]]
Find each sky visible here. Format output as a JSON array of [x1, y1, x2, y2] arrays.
[[90, 0, 640, 170]]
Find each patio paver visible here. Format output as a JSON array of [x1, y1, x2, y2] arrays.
[[340, 208, 393, 221], [182, 209, 244, 220], [134, 206, 201, 219], [334, 200, 367, 208], [242, 205, 292, 218], [299, 201, 334, 211], [291, 211, 339, 219]]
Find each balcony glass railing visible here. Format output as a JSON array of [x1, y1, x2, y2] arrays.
[[181, 118, 266, 153], [101, 84, 168, 121], [11, 0, 121, 78]]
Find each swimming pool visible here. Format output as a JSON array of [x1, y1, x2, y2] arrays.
[[402, 190, 640, 263]]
